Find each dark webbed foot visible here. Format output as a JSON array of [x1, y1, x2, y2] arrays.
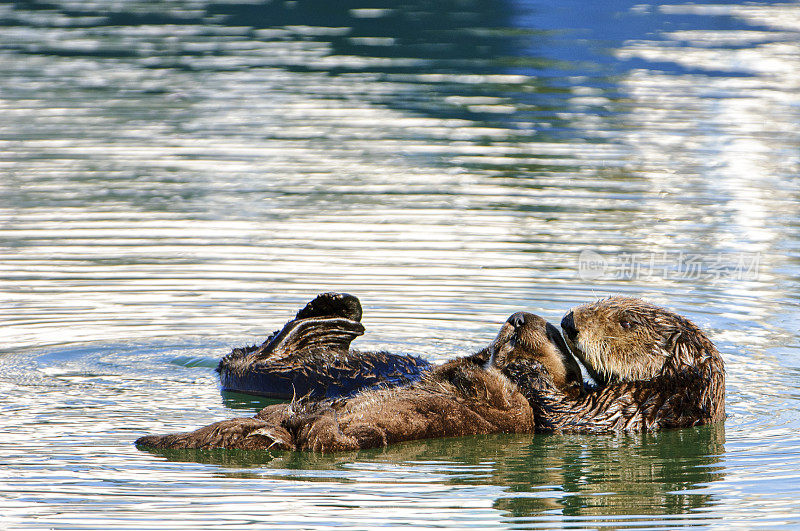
[[227, 291, 359, 359], [295, 292, 362, 322], [218, 292, 431, 399], [218, 293, 365, 371]]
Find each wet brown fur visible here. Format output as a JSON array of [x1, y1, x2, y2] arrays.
[[520, 297, 725, 433], [136, 313, 583, 452]]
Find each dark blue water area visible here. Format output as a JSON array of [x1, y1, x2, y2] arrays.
[[1, 0, 776, 140]]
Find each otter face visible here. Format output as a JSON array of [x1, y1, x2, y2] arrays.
[[561, 296, 697, 385], [488, 311, 583, 390]]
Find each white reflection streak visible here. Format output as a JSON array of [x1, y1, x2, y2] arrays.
[[616, 3, 800, 260]]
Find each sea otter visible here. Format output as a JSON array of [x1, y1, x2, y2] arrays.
[[508, 296, 725, 433], [135, 310, 584, 451], [217, 292, 432, 399]]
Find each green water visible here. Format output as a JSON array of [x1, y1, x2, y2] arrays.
[[2, 0, 800, 528]]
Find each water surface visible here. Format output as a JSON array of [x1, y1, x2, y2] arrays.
[[2, 0, 800, 528]]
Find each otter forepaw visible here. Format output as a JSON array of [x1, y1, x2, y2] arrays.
[[503, 358, 561, 398]]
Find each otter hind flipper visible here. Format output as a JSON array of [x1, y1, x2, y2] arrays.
[[294, 292, 362, 322], [271, 292, 365, 356], [218, 316, 367, 396], [219, 293, 365, 370], [266, 316, 365, 357], [217, 293, 433, 399]]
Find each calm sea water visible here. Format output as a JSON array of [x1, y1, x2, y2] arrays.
[[2, 0, 800, 528]]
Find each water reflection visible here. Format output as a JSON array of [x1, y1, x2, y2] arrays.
[[142, 424, 725, 519], [220, 390, 286, 411]]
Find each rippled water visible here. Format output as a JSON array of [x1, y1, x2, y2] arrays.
[[2, 0, 800, 528]]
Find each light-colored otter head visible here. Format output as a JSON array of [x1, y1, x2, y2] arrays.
[[561, 296, 720, 386], [487, 311, 583, 391]]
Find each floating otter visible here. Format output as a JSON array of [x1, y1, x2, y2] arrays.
[[136, 294, 725, 453], [218, 292, 431, 399], [510, 296, 725, 433], [136, 309, 583, 451]]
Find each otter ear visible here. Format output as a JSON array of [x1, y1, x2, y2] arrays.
[[265, 316, 365, 359]]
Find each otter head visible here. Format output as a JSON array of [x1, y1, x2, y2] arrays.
[[561, 296, 719, 385], [487, 311, 583, 390]]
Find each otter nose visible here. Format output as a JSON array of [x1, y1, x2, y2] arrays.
[[507, 312, 526, 328], [561, 311, 577, 341]]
